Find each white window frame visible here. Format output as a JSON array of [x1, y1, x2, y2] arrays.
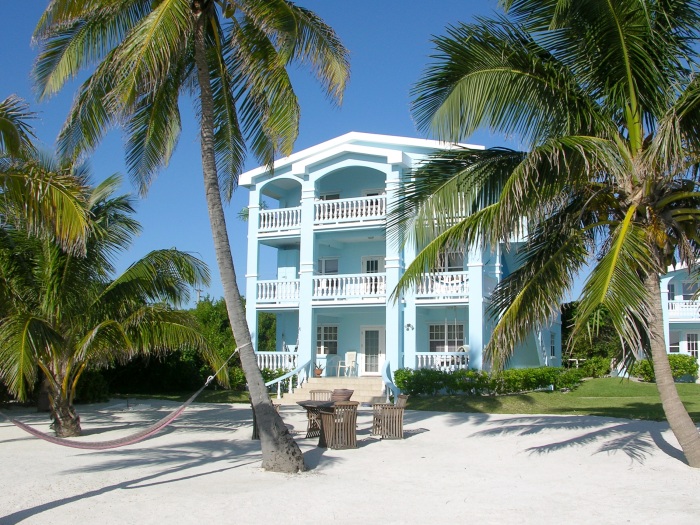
[[436, 251, 465, 273], [667, 283, 676, 301], [316, 325, 338, 355], [320, 192, 340, 201], [682, 281, 699, 300], [669, 331, 680, 353], [687, 333, 698, 359], [429, 323, 464, 352], [317, 257, 339, 275], [550, 333, 556, 359]]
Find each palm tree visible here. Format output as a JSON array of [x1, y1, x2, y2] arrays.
[[0, 95, 88, 253], [0, 169, 215, 437], [396, 0, 700, 467], [33, 0, 349, 472]]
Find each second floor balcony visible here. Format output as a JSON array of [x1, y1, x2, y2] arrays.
[[668, 300, 700, 320], [313, 273, 386, 302], [315, 195, 386, 226]]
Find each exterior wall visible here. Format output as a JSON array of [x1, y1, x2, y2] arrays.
[[241, 132, 564, 374]]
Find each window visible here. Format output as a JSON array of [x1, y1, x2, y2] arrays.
[[682, 282, 699, 300], [429, 323, 464, 352], [687, 333, 698, 359], [318, 258, 339, 275], [320, 193, 340, 201], [667, 283, 675, 301], [550, 333, 556, 358], [316, 325, 338, 355], [669, 331, 680, 353], [437, 251, 464, 272]]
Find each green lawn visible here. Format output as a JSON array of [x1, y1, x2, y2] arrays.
[[407, 377, 700, 422]]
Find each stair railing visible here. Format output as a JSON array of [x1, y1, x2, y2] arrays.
[[264, 359, 311, 399]]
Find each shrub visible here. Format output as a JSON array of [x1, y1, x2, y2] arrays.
[[553, 368, 586, 389], [581, 356, 611, 378], [228, 366, 247, 390], [630, 355, 699, 382]]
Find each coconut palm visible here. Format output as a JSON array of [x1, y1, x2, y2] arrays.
[[1, 95, 88, 253], [396, 0, 700, 466], [32, 0, 349, 472], [0, 170, 214, 437]]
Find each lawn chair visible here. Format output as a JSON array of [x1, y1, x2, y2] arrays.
[[372, 394, 408, 439], [330, 388, 354, 402], [336, 351, 357, 376], [310, 389, 332, 401], [318, 401, 359, 449]]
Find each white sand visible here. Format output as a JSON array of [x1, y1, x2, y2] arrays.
[[1, 401, 699, 525]]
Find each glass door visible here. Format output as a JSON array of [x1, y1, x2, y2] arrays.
[[360, 326, 385, 375]]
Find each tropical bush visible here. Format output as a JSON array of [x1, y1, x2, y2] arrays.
[[630, 355, 699, 383], [581, 356, 612, 378], [74, 370, 110, 404], [394, 366, 586, 397]]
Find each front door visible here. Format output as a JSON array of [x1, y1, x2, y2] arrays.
[[360, 326, 385, 375]]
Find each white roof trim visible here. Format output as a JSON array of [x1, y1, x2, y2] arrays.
[[239, 131, 484, 186]]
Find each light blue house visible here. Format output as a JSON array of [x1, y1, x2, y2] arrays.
[[661, 267, 700, 360], [241, 133, 562, 393]]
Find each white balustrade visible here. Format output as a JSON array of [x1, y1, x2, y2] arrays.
[[313, 273, 386, 299], [314, 195, 386, 224], [416, 271, 469, 298], [667, 300, 700, 320], [256, 280, 300, 303], [258, 207, 301, 232], [416, 351, 470, 371], [255, 351, 298, 371]]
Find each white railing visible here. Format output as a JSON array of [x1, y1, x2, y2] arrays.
[[258, 206, 301, 232], [416, 271, 469, 298], [667, 300, 700, 320], [314, 195, 386, 224], [256, 280, 300, 303], [313, 273, 386, 299], [255, 351, 298, 371], [416, 351, 470, 371]]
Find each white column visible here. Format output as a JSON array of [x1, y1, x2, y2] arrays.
[[245, 196, 260, 350], [468, 246, 485, 370], [385, 170, 401, 371], [298, 185, 316, 366]]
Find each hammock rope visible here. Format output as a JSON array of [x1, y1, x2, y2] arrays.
[[0, 343, 246, 450]]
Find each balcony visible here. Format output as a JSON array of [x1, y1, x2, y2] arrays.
[[415, 271, 469, 301], [258, 207, 301, 234], [667, 300, 700, 320], [256, 279, 300, 306], [313, 273, 386, 301], [314, 195, 386, 226]]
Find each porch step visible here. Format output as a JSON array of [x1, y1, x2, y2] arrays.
[[274, 377, 387, 405]]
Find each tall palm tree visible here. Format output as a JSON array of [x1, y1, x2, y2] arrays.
[[0, 170, 215, 437], [396, 0, 700, 467], [0, 95, 88, 253], [33, 0, 349, 472]]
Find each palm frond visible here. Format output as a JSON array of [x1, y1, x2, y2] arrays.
[[0, 96, 37, 158]]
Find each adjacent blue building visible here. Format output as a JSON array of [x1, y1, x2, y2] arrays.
[[241, 132, 562, 383]]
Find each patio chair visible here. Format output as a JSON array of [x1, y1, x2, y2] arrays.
[[330, 388, 354, 402], [318, 401, 359, 449], [310, 389, 332, 401], [336, 351, 357, 376], [372, 394, 409, 439]]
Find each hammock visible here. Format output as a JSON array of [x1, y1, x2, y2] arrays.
[[0, 345, 243, 450]]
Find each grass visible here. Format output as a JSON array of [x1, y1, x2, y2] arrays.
[[108, 378, 700, 423], [407, 377, 700, 422]]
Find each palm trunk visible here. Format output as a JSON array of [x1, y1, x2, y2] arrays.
[[645, 273, 700, 467], [192, 9, 305, 473], [49, 384, 81, 438]]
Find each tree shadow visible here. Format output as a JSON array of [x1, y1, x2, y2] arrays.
[[469, 412, 687, 465]]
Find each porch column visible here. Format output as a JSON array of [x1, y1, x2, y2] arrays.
[[297, 184, 316, 366], [245, 196, 260, 350], [402, 234, 417, 370], [659, 274, 672, 352], [468, 246, 486, 370], [385, 169, 401, 371]]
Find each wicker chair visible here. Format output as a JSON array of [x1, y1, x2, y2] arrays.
[[372, 394, 409, 439], [318, 401, 359, 449], [309, 389, 332, 401]]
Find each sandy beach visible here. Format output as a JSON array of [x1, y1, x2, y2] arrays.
[[1, 400, 699, 524]]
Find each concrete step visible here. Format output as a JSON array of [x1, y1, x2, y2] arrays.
[[274, 377, 387, 405]]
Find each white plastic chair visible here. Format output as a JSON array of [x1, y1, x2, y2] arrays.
[[336, 351, 357, 376]]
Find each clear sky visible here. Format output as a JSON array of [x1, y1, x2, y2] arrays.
[[1, 1, 507, 305]]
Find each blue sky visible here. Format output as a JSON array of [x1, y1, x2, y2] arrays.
[[1, 1, 511, 305]]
